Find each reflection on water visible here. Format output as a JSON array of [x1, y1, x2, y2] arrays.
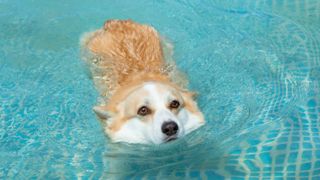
[[0, 0, 320, 179]]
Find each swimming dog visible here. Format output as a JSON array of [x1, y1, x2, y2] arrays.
[[81, 20, 204, 144]]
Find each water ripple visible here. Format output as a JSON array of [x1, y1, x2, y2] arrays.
[[1, 0, 320, 179]]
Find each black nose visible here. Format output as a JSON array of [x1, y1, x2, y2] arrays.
[[161, 121, 178, 136]]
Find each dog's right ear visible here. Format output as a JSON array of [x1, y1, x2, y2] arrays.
[[93, 106, 112, 120]]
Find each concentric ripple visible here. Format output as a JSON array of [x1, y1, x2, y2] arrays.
[[1, 0, 320, 179]]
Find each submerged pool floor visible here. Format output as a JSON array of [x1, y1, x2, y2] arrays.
[[1, 0, 320, 179]]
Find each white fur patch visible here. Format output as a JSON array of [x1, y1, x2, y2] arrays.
[[111, 82, 204, 144], [178, 108, 204, 134], [111, 117, 151, 144]]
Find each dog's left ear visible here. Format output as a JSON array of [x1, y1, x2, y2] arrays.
[[93, 106, 112, 120], [175, 85, 198, 100], [181, 90, 198, 100], [187, 91, 198, 99]]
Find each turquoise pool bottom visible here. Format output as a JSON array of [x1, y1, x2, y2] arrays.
[[1, 0, 320, 179]]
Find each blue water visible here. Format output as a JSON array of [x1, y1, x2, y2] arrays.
[[1, 0, 320, 179]]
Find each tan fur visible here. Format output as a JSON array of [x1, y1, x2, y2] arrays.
[[107, 82, 202, 133], [85, 20, 165, 88], [82, 19, 203, 136]]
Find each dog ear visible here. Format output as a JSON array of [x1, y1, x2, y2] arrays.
[[93, 106, 112, 120], [175, 85, 198, 100], [187, 91, 198, 99], [180, 89, 198, 100]]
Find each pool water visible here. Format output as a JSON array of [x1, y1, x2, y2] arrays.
[[1, 0, 320, 179]]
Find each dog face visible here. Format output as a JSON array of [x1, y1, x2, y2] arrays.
[[94, 82, 204, 144]]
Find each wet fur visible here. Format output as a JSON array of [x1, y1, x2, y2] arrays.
[[81, 20, 204, 143]]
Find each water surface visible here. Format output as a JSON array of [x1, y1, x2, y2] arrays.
[[1, 0, 320, 179]]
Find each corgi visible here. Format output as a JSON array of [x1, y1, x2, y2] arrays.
[[81, 20, 204, 144]]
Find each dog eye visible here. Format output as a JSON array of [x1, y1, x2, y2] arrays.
[[169, 100, 180, 109], [137, 106, 151, 116]]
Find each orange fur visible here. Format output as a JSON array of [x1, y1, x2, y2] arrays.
[[83, 20, 184, 110], [85, 20, 165, 88], [82, 19, 203, 136], [106, 81, 203, 133]]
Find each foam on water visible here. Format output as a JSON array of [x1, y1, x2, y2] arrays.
[[1, 0, 320, 179]]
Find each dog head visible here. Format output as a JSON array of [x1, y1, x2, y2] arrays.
[[93, 81, 204, 144]]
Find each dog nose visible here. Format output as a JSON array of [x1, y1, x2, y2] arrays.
[[161, 121, 178, 136]]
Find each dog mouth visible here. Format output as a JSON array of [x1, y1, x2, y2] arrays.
[[165, 136, 177, 142]]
